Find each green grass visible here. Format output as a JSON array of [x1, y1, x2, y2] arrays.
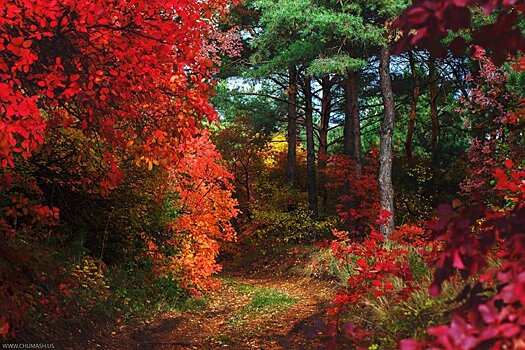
[[219, 276, 240, 286], [248, 288, 296, 309], [222, 278, 297, 311], [223, 279, 297, 335]]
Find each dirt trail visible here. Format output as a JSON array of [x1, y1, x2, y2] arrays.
[[108, 272, 335, 350]]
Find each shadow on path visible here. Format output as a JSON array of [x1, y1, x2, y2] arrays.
[[123, 273, 335, 350]]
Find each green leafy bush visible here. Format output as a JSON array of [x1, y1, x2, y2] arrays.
[[252, 203, 336, 242]]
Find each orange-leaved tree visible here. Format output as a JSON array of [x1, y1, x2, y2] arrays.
[[0, 0, 238, 338], [147, 133, 238, 293]]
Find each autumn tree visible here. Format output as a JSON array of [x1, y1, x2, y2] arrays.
[[395, 0, 525, 348], [0, 0, 238, 337]]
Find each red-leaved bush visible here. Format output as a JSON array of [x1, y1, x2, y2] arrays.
[[329, 230, 416, 315], [326, 149, 380, 236], [390, 223, 428, 247], [0, 0, 238, 338], [401, 157, 525, 349], [459, 47, 523, 204], [394, 5, 525, 344], [313, 229, 419, 348], [146, 133, 238, 294]]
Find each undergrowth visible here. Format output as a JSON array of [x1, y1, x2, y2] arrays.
[[14, 253, 206, 344], [227, 240, 465, 348], [223, 279, 297, 338]]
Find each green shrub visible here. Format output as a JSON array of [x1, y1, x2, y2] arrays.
[[104, 258, 196, 319], [294, 246, 354, 284], [252, 203, 337, 242]]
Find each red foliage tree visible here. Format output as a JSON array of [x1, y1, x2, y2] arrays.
[[401, 158, 525, 349], [326, 149, 381, 236], [146, 133, 238, 294], [394, 0, 525, 63], [0, 0, 237, 337], [396, 0, 525, 348], [458, 47, 523, 203], [0, 0, 233, 228], [0, 0, 229, 170]]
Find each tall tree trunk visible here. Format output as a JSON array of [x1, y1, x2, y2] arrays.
[[304, 77, 318, 218], [429, 57, 439, 160], [343, 72, 361, 169], [405, 51, 419, 158], [318, 76, 332, 213], [378, 46, 395, 237], [342, 71, 361, 231], [243, 164, 252, 222], [287, 66, 298, 187]]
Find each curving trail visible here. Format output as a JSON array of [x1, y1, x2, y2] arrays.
[[107, 272, 335, 350]]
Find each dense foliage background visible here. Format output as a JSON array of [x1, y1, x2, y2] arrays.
[[1, 0, 525, 348]]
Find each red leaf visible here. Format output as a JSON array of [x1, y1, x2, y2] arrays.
[[399, 339, 421, 350], [372, 279, 382, 287], [453, 250, 465, 269], [0, 320, 9, 336], [356, 259, 368, 269], [437, 204, 453, 217], [478, 303, 498, 324]]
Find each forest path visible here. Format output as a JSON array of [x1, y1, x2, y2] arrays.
[[112, 271, 335, 350]]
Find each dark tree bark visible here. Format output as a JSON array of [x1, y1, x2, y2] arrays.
[[342, 71, 361, 231], [318, 76, 332, 213], [429, 57, 439, 159], [242, 162, 252, 221], [405, 51, 419, 158], [286, 66, 298, 187], [378, 46, 395, 237], [343, 71, 361, 168], [304, 77, 318, 218]]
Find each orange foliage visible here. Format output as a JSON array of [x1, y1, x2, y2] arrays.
[[147, 133, 238, 293], [390, 223, 429, 247], [0, 0, 238, 336]]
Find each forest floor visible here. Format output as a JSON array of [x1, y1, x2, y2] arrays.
[[117, 274, 333, 349], [101, 272, 335, 349], [95, 246, 337, 350], [10, 245, 337, 349]]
